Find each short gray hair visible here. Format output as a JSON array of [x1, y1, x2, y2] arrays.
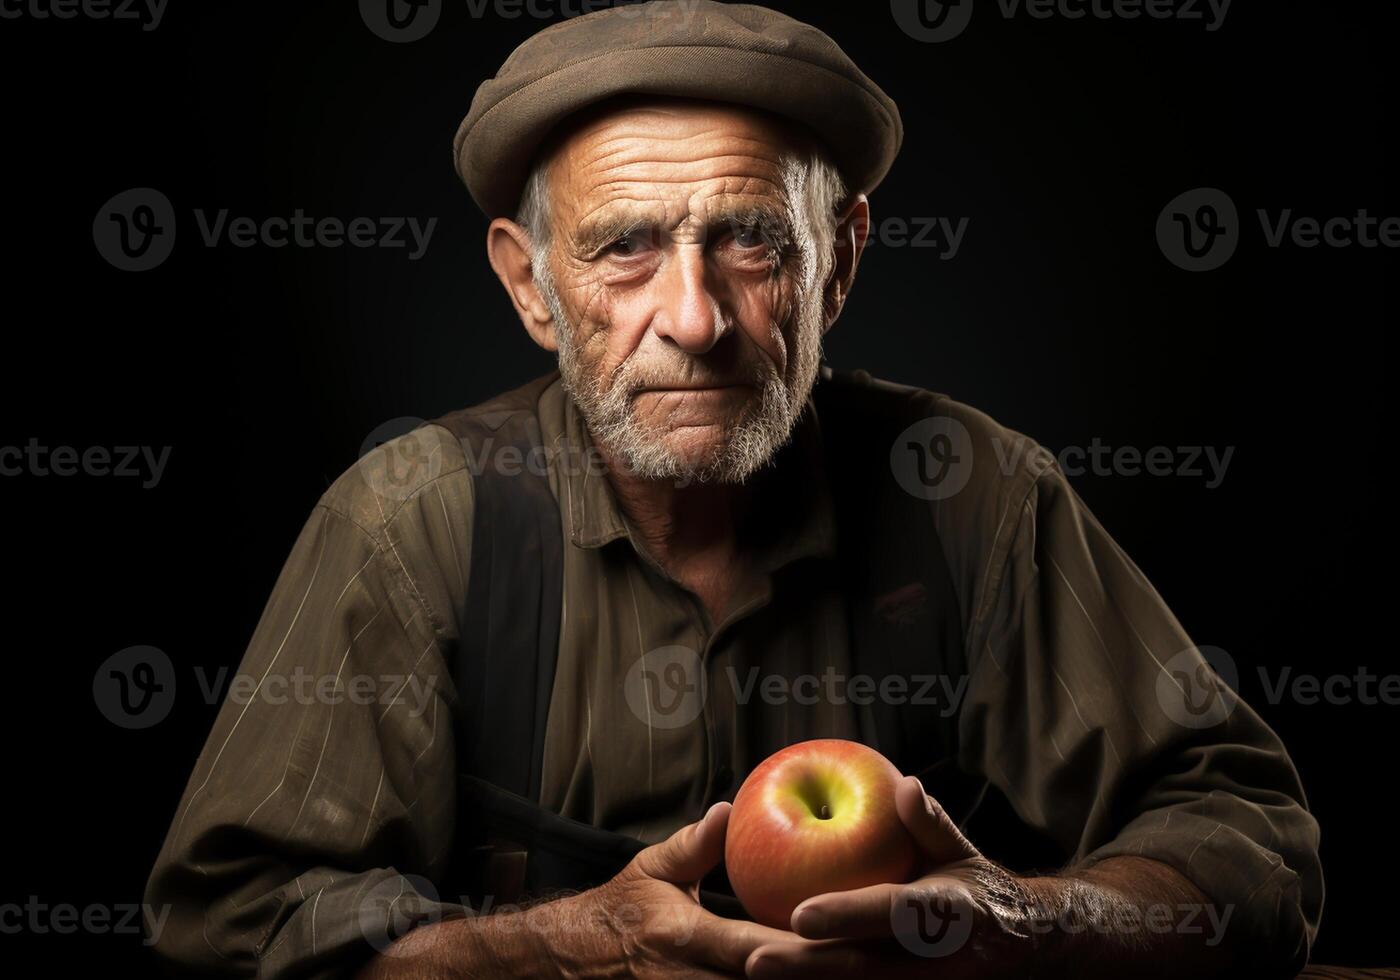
[[515, 157, 558, 308]]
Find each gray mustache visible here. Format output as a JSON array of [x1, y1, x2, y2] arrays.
[[616, 358, 777, 395]]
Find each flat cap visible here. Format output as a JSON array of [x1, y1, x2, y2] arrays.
[[453, 0, 902, 218]]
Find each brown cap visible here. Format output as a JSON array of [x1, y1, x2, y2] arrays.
[[453, 0, 902, 218]]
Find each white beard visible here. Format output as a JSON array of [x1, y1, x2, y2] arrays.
[[549, 283, 825, 486]]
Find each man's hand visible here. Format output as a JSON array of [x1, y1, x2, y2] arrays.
[[743, 777, 1235, 979], [358, 801, 797, 978], [741, 775, 1035, 978], [547, 799, 800, 977]]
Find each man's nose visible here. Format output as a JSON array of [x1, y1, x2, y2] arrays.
[[651, 245, 727, 354]]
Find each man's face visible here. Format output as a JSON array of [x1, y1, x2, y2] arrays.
[[538, 101, 829, 484]]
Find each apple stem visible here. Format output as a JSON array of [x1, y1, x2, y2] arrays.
[[819, 804, 831, 820]]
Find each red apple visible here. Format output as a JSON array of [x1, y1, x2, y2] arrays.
[[724, 738, 919, 929]]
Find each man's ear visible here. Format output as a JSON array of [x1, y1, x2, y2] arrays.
[[822, 192, 870, 334], [486, 217, 558, 351]]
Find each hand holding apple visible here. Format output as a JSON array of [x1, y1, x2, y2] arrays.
[[724, 739, 921, 930], [737, 771, 1042, 979], [554, 801, 800, 978], [729, 751, 1229, 980]]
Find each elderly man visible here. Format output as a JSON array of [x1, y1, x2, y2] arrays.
[[146, 2, 1321, 977]]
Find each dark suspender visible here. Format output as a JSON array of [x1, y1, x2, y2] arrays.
[[812, 370, 966, 772], [810, 370, 989, 825], [430, 373, 617, 907], [443, 386, 563, 803], [430, 367, 988, 909]]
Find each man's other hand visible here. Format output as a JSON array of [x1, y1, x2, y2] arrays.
[[359, 801, 799, 978], [556, 800, 802, 977]]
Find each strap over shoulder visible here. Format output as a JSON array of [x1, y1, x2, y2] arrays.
[[812, 367, 981, 821], [430, 371, 564, 804]]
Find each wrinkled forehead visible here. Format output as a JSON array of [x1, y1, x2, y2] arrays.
[[542, 97, 813, 239]]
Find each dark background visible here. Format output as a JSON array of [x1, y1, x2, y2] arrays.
[[1, 0, 1391, 970]]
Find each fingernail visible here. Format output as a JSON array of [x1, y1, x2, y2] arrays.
[[793, 904, 829, 938], [913, 777, 936, 814]]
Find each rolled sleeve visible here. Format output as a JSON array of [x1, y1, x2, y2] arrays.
[[145, 427, 476, 977], [957, 460, 1323, 975]]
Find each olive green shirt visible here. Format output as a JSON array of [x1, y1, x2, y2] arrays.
[[144, 370, 1323, 977]]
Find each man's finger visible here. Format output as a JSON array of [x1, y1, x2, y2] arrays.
[[745, 938, 885, 979], [685, 912, 806, 974], [896, 776, 979, 867], [632, 801, 731, 885], [790, 881, 903, 939], [791, 874, 977, 942]]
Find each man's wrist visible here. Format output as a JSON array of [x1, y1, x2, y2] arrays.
[[1013, 872, 1107, 979], [1010, 856, 1235, 980], [946, 857, 1045, 972], [533, 886, 625, 979]]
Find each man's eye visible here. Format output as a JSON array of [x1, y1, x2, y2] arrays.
[[731, 224, 766, 249], [607, 233, 649, 256]]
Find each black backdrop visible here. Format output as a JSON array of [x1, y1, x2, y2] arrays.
[[1, 0, 1392, 970]]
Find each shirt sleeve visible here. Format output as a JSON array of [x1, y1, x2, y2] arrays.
[[144, 425, 476, 977], [955, 459, 1323, 977]]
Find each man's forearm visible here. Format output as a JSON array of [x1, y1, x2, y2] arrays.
[[1018, 855, 1235, 979], [353, 889, 635, 980], [354, 903, 557, 979]]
